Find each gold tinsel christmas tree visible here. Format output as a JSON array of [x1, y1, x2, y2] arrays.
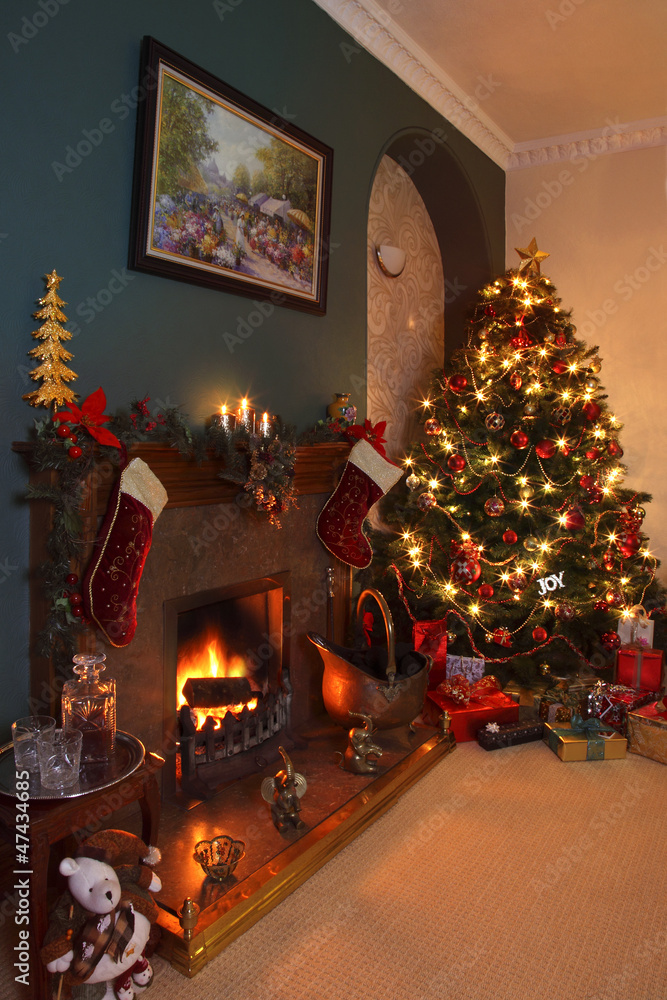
[[23, 270, 78, 410]]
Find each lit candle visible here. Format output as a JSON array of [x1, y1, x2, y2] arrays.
[[236, 397, 255, 433], [214, 404, 236, 433], [258, 412, 272, 437]]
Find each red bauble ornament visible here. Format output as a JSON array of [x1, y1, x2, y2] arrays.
[[601, 631, 621, 651], [449, 374, 468, 393], [68, 445, 83, 459], [607, 440, 624, 458], [507, 572, 527, 592], [450, 554, 482, 584], [535, 439, 556, 459], [585, 448, 602, 461], [509, 372, 522, 390], [478, 583, 494, 599], [56, 424, 71, 438], [564, 507, 585, 531], [605, 589, 624, 608], [65, 572, 79, 586], [582, 401, 602, 421], [447, 454, 466, 473], [424, 418, 441, 435], [551, 360, 568, 375], [510, 429, 529, 449], [532, 626, 548, 643], [484, 496, 505, 517], [617, 531, 641, 558], [493, 628, 511, 647], [555, 602, 575, 621], [587, 486, 603, 504], [502, 529, 518, 544], [579, 475, 595, 489]]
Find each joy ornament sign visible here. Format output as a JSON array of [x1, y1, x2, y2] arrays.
[[536, 571, 566, 596]]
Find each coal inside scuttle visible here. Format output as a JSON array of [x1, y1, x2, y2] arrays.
[[165, 574, 291, 799]]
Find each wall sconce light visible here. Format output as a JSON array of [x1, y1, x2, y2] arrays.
[[375, 244, 406, 278]]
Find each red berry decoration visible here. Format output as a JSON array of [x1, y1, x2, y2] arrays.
[[449, 374, 468, 393], [65, 573, 79, 586], [607, 440, 624, 458], [68, 592, 83, 606], [447, 454, 466, 473], [510, 429, 529, 449], [601, 631, 621, 651], [66, 434, 78, 445], [68, 445, 83, 459], [71, 606, 84, 618], [502, 529, 518, 544], [56, 424, 71, 438], [478, 583, 494, 599], [532, 626, 548, 643], [593, 600, 608, 611], [564, 507, 585, 531], [582, 401, 601, 421], [535, 439, 556, 459]]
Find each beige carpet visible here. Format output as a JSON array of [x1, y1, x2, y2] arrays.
[[4, 739, 666, 999]]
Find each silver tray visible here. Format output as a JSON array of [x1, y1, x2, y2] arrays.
[[0, 731, 145, 801]]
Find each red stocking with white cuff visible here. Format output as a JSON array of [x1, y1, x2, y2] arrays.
[[316, 438, 403, 568], [83, 457, 168, 647]]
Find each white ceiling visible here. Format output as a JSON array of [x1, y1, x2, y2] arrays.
[[314, 0, 667, 168]]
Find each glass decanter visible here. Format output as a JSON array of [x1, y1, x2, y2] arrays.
[[62, 653, 116, 762]]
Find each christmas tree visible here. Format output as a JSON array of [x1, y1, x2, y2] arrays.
[[369, 240, 665, 681], [23, 270, 78, 411]]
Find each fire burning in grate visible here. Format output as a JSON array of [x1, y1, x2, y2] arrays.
[[177, 631, 259, 730]]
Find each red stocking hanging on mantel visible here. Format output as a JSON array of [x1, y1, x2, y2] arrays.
[[83, 457, 168, 647], [317, 422, 403, 568]]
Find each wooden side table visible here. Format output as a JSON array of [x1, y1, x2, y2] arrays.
[[0, 739, 164, 1000]]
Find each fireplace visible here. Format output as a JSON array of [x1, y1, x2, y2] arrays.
[[164, 573, 292, 798]]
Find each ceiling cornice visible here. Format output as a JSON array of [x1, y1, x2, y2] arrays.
[[313, 0, 667, 171]]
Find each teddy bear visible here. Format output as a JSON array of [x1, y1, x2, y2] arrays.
[[40, 829, 162, 1000]]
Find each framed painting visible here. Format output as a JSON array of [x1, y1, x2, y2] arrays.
[[130, 37, 333, 315]]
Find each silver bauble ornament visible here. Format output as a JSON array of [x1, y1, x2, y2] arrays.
[[523, 536, 539, 552], [406, 473, 421, 491], [417, 492, 437, 511]]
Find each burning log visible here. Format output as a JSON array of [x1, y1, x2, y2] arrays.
[[182, 676, 253, 709]]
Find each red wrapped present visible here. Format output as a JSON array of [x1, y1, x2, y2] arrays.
[[424, 674, 519, 742], [413, 619, 448, 688], [615, 647, 664, 692], [586, 681, 658, 735]]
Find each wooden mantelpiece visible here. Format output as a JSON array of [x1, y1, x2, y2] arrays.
[[14, 440, 351, 718]]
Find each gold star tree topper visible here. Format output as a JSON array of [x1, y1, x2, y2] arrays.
[[514, 238, 550, 275], [23, 270, 78, 410]]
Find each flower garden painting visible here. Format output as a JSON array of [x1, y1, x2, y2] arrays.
[[131, 40, 333, 314]]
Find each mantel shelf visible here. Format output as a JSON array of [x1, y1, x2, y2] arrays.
[[13, 440, 350, 515]]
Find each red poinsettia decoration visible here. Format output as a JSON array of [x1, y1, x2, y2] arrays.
[[53, 387, 122, 449], [344, 419, 388, 456]]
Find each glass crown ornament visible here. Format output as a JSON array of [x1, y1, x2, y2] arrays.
[[62, 653, 116, 762]]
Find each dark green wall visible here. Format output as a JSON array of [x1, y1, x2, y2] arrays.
[[0, 0, 504, 736]]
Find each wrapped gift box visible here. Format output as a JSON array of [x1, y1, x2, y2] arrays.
[[538, 680, 585, 724], [446, 654, 485, 684], [425, 687, 519, 742], [544, 718, 626, 762], [586, 682, 658, 735], [617, 615, 654, 647], [413, 619, 447, 688], [615, 647, 664, 692], [627, 702, 667, 764], [477, 720, 543, 751]]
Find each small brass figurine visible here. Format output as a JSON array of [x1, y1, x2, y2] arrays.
[[261, 746, 307, 833], [340, 712, 383, 774]]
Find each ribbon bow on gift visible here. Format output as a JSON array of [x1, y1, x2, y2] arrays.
[[436, 673, 500, 706], [569, 713, 611, 736]]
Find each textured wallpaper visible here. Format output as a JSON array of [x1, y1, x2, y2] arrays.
[[367, 155, 445, 462]]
